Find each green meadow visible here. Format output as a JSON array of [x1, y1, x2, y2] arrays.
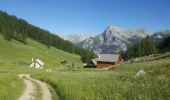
[[0, 34, 170, 100], [32, 57, 170, 100]]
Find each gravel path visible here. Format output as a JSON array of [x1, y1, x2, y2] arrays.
[[18, 74, 52, 100]]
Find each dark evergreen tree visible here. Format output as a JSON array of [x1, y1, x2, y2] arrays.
[[161, 37, 170, 49], [143, 35, 157, 55], [126, 46, 134, 59], [126, 35, 157, 59]]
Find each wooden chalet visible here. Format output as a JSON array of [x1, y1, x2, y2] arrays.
[[89, 54, 122, 68], [60, 59, 69, 65]]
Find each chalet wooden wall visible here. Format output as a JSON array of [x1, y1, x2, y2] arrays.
[[96, 57, 122, 68], [97, 62, 116, 68]]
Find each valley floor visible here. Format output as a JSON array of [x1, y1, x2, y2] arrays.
[[32, 53, 170, 100], [1, 53, 170, 100]]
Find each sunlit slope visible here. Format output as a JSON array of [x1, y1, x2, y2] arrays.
[[0, 34, 83, 69]]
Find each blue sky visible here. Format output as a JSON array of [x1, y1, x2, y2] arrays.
[[0, 0, 170, 36]]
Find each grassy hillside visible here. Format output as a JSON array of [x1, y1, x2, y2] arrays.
[[0, 11, 96, 63], [0, 34, 83, 71]]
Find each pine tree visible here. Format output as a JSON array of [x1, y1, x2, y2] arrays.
[[144, 35, 157, 55], [161, 37, 170, 49], [126, 35, 157, 59], [137, 40, 145, 56], [126, 46, 134, 59]]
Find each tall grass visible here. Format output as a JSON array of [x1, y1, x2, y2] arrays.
[[32, 57, 170, 100], [0, 73, 24, 100]]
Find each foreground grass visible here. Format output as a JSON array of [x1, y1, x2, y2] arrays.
[[32, 57, 170, 100], [0, 73, 24, 100]]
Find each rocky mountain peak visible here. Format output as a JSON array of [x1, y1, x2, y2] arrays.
[[68, 25, 161, 54], [105, 25, 125, 34]]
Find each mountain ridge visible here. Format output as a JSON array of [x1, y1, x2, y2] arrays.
[[67, 25, 169, 54]]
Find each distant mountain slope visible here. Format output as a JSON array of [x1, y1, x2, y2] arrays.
[[66, 34, 94, 44], [0, 34, 83, 68], [75, 26, 169, 54], [77, 26, 152, 54], [151, 30, 170, 43]]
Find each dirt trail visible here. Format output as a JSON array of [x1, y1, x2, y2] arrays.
[[18, 74, 52, 100]]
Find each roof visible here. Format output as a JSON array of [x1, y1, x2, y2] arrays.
[[96, 54, 120, 63], [91, 59, 97, 65], [35, 59, 44, 65]]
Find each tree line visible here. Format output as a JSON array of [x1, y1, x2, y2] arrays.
[[124, 35, 157, 59], [159, 36, 170, 51], [0, 11, 96, 62], [123, 35, 170, 60]]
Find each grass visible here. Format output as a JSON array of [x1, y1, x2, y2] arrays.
[[32, 56, 170, 100], [0, 33, 83, 74], [0, 34, 170, 99], [48, 84, 60, 100], [0, 34, 83, 70], [0, 73, 24, 100]]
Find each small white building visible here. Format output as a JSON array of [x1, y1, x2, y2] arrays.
[[30, 58, 44, 69]]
